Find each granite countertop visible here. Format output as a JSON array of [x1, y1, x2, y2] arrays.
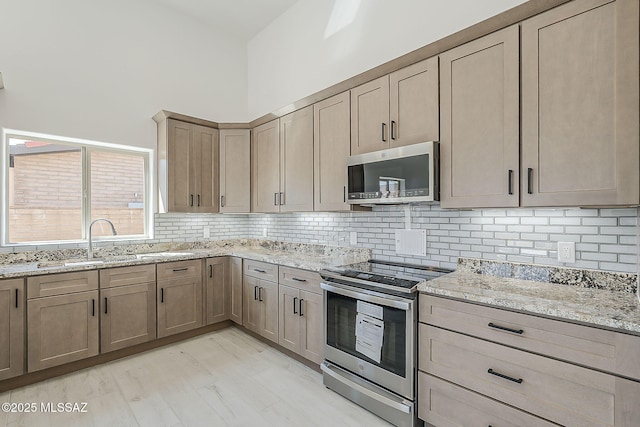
[[418, 268, 640, 335], [0, 239, 371, 279]]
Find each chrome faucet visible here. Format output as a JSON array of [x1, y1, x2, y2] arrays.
[[88, 218, 117, 259]]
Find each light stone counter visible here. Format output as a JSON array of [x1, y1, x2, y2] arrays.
[[418, 268, 640, 335], [0, 239, 370, 279]]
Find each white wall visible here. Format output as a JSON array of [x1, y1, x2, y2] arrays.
[[0, 0, 248, 149], [247, 0, 527, 118]]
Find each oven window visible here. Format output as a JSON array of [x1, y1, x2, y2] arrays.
[[326, 292, 406, 377]]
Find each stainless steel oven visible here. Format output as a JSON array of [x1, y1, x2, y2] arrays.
[[320, 261, 451, 427]]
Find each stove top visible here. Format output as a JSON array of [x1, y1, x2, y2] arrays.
[[320, 260, 453, 295]]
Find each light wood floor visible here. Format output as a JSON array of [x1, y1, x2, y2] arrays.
[[0, 327, 392, 426]]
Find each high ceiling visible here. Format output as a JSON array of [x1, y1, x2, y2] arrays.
[[149, 0, 299, 41]]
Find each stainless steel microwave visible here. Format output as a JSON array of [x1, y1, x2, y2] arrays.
[[347, 141, 439, 204]]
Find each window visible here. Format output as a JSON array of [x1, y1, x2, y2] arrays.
[[4, 131, 152, 244]]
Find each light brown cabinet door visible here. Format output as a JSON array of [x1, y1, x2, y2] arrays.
[[100, 282, 156, 353], [27, 290, 99, 372], [157, 275, 203, 338], [299, 290, 323, 365], [205, 257, 230, 325], [389, 56, 439, 148], [280, 106, 314, 212], [229, 257, 243, 325], [440, 26, 520, 208], [314, 92, 350, 211], [192, 124, 219, 213], [259, 279, 279, 344], [219, 129, 251, 213], [521, 0, 639, 206], [251, 119, 280, 213], [167, 119, 193, 212], [351, 76, 390, 155], [243, 275, 260, 333], [0, 279, 24, 380], [278, 284, 300, 353]]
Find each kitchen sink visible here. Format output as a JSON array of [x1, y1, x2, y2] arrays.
[[36, 252, 193, 268], [135, 252, 194, 259]]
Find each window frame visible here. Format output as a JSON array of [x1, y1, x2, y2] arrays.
[[2, 129, 154, 246]]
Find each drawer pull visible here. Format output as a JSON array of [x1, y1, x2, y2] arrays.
[[292, 277, 307, 283], [488, 368, 523, 384], [172, 267, 189, 272], [254, 268, 267, 273], [488, 322, 524, 335]]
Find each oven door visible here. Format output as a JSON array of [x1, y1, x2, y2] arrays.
[[321, 281, 415, 399]]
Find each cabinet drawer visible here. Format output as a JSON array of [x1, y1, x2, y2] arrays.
[[420, 294, 640, 380], [244, 259, 278, 281], [27, 270, 99, 299], [419, 324, 640, 427], [156, 259, 201, 280], [279, 266, 322, 294], [100, 264, 156, 289], [418, 373, 555, 426]]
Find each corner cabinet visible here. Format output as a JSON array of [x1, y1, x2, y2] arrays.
[[440, 26, 520, 209], [205, 257, 230, 324], [0, 278, 24, 380], [228, 257, 243, 325], [351, 57, 439, 155], [521, 0, 639, 206], [156, 118, 219, 213], [219, 129, 251, 213], [251, 106, 314, 213]]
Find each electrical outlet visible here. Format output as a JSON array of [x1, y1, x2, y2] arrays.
[[349, 231, 357, 245], [262, 227, 268, 237], [203, 227, 210, 239], [557, 241, 576, 263]]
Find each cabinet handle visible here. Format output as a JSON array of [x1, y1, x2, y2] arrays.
[[172, 267, 189, 272], [488, 322, 524, 335], [92, 299, 95, 317], [15, 288, 18, 308], [508, 170, 514, 195], [254, 268, 266, 274], [190, 194, 194, 206], [209, 264, 213, 278], [381, 123, 387, 142], [293, 297, 298, 314], [527, 168, 533, 194], [197, 194, 201, 207], [161, 288, 164, 303], [299, 299, 304, 317], [258, 287, 263, 302], [292, 277, 307, 282], [104, 297, 108, 314], [343, 186, 346, 203], [220, 195, 225, 208], [488, 368, 523, 384], [254, 285, 258, 301], [390, 121, 396, 140], [274, 192, 278, 206], [279, 192, 284, 205]]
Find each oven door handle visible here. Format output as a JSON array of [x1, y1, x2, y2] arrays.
[[320, 282, 411, 311]]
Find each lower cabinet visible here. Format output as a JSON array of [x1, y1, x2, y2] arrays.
[[418, 294, 640, 427], [205, 257, 230, 324], [278, 267, 323, 364], [157, 260, 203, 338], [0, 278, 25, 380], [243, 275, 278, 343], [27, 289, 99, 372], [229, 257, 243, 325]]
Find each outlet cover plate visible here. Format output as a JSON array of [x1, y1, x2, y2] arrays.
[[557, 241, 576, 263]]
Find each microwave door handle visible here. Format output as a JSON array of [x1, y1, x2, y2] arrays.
[[320, 282, 410, 310]]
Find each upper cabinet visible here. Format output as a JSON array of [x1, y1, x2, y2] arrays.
[[314, 92, 351, 211], [157, 118, 219, 213], [440, 26, 520, 208], [521, 0, 639, 206], [351, 57, 439, 155], [252, 107, 314, 213], [441, 0, 639, 209], [219, 129, 251, 213]]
